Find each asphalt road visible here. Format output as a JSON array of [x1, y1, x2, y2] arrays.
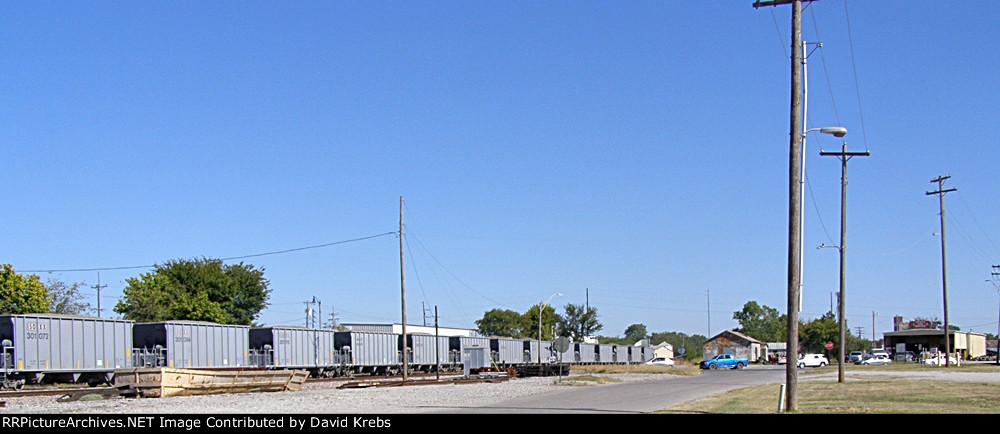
[[429, 365, 789, 414]]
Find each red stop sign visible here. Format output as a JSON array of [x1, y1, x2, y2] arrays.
[[825, 341, 834, 350]]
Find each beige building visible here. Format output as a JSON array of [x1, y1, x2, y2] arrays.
[[884, 316, 987, 360], [651, 342, 674, 360]]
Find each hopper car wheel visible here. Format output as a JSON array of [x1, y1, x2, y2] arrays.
[[2, 379, 24, 390]]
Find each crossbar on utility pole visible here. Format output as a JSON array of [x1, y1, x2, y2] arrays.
[[927, 176, 956, 367], [820, 142, 869, 383]]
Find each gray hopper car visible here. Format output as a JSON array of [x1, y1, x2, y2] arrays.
[[334, 331, 400, 375], [249, 326, 338, 377], [132, 321, 249, 369], [0, 313, 133, 388]]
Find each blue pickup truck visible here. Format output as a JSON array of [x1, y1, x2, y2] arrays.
[[699, 353, 748, 370]]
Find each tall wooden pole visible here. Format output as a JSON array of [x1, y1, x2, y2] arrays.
[[400, 196, 408, 380], [927, 177, 955, 367], [821, 142, 869, 383], [753, 0, 816, 412]]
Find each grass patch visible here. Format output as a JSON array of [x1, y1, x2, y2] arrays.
[[658, 377, 1000, 414], [552, 375, 622, 386]]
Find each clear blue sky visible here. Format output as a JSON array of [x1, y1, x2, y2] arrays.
[[4, 1, 999, 341]]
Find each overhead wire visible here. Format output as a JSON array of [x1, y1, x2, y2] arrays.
[[20, 231, 398, 273]]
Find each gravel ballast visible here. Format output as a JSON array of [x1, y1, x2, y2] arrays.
[[0, 373, 663, 414]]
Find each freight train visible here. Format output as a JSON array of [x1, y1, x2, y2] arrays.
[[0, 313, 653, 390]]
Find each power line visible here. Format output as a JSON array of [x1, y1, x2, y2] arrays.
[[20, 231, 397, 273]]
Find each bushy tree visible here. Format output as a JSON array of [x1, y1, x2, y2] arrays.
[[0, 264, 51, 314], [732, 301, 786, 342], [46, 279, 92, 315], [623, 324, 648, 342], [520, 304, 560, 340], [800, 311, 838, 356], [475, 309, 524, 337], [557, 303, 602, 341], [114, 258, 270, 325]]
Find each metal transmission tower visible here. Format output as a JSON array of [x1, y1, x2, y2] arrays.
[[927, 175, 956, 367], [820, 142, 869, 383]]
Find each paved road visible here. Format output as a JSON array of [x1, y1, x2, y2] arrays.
[[429, 365, 789, 414]]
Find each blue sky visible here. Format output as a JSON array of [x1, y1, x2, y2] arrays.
[[3, 1, 999, 341]]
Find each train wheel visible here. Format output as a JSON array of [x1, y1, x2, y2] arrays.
[[2, 379, 23, 390]]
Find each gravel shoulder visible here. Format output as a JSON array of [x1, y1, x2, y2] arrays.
[[0, 373, 665, 414]]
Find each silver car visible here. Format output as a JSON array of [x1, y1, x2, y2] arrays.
[[860, 354, 893, 365]]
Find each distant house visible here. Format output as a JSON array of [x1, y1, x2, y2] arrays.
[[766, 341, 786, 362], [703, 330, 765, 363], [651, 342, 674, 360]]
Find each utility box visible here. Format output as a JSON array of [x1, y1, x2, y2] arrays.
[[462, 346, 490, 377]]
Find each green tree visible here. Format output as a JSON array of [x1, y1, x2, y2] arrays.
[[0, 264, 51, 314], [650, 331, 707, 361], [46, 279, 91, 315], [475, 308, 524, 337], [623, 324, 648, 343], [114, 258, 270, 325], [800, 311, 839, 356], [520, 304, 560, 340], [732, 301, 786, 342], [557, 303, 602, 341]]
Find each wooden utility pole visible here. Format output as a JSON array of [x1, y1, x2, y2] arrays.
[[821, 142, 869, 383], [92, 272, 107, 318], [434, 306, 440, 381], [400, 196, 408, 380], [753, 0, 817, 412], [927, 176, 956, 367]]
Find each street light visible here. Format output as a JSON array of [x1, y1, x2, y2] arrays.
[[538, 293, 562, 364], [798, 126, 848, 312]]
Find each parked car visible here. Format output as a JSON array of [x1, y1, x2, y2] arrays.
[[860, 354, 893, 365], [797, 353, 829, 368], [920, 353, 958, 366], [848, 351, 865, 363], [894, 351, 917, 362], [869, 348, 890, 359], [699, 353, 748, 370], [645, 357, 675, 366]]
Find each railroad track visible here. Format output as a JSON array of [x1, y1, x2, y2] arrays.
[[0, 371, 473, 400]]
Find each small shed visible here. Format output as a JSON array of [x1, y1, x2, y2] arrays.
[[703, 330, 764, 363]]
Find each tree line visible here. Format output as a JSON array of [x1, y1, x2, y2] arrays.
[[0, 259, 270, 325], [4, 261, 981, 355]]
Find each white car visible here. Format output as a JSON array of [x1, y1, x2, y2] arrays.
[[645, 357, 675, 366], [860, 354, 893, 365], [921, 354, 958, 366], [797, 353, 829, 368]]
